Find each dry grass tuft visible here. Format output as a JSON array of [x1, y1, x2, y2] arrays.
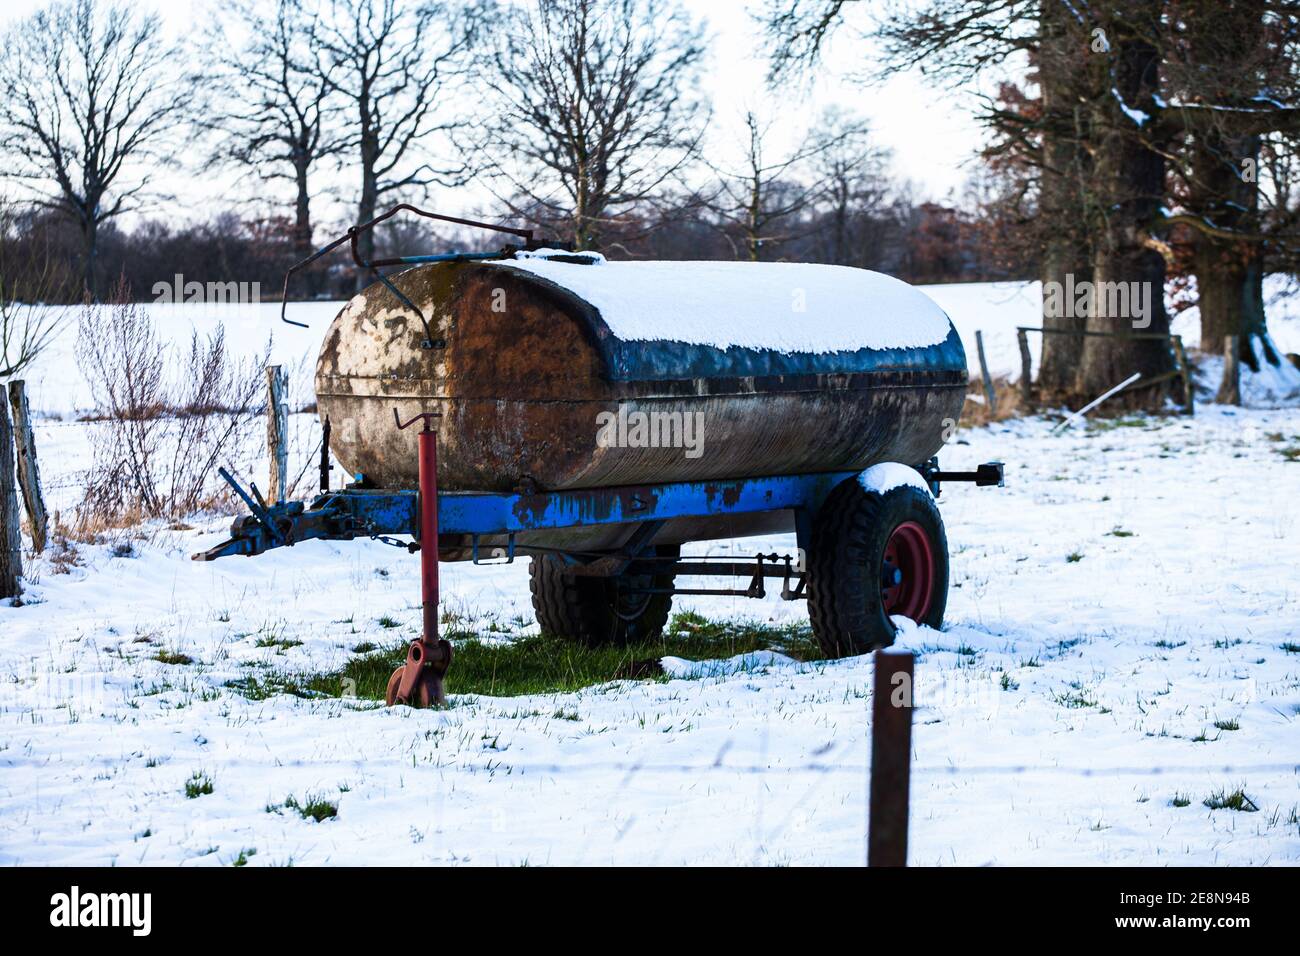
[[959, 377, 1027, 427]]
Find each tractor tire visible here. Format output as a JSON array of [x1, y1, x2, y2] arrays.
[[529, 546, 678, 646], [807, 477, 948, 658]]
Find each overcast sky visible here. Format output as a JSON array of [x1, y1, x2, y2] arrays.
[[2, 0, 994, 232]]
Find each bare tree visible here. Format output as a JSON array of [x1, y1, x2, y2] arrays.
[[203, 0, 347, 259], [0, 0, 188, 299], [707, 110, 873, 262], [312, 0, 486, 287], [1, 202, 71, 383], [806, 108, 893, 267], [475, 0, 708, 252]]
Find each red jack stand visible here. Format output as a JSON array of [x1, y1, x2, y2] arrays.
[[386, 409, 452, 708]]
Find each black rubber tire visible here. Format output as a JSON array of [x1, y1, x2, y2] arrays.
[[529, 546, 678, 646], [807, 478, 948, 658]]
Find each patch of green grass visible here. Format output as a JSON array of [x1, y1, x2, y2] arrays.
[[1052, 687, 1097, 709], [377, 616, 402, 629], [229, 612, 820, 701], [1171, 793, 1192, 808], [1279, 446, 1300, 462], [281, 793, 339, 822], [232, 848, 256, 867], [1204, 788, 1258, 812], [351, 641, 376, 654], [1107, 528, 1135, 538], [184, 771, 213, 799], [1087, 416, 1149, 432], [1153, 639, 1186, 650], [1281, 642, 1300, 654], [155, 650, 194, 666], [1212, 718, 1240, 732], [1066, 551, 1084, 563], [255, 635, 303, 650], [999, 672, 1018, 691]]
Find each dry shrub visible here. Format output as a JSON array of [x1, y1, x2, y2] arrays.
[[75, 288, 267, 525], [959, 376, 1026, 428], [44, 517, 86, 574]]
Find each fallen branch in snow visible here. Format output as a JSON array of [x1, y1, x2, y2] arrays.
[[1051, 372, 1143, 434]]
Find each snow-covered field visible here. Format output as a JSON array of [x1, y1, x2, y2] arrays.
[[1, 283, 1298, 866]]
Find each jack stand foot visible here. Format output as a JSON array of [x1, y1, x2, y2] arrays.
[[385, 638, 452, 708]]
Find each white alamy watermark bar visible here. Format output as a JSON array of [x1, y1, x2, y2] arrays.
[[1043, 273, 1153, 329], [152, 274, 261, 305], [595, 405, 706, 459]]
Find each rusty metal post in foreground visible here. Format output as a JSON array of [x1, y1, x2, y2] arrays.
[[386, 409, 452, 708], [868, 649, 914, 867]]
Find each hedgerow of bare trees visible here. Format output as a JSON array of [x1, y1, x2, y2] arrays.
[[0, 0, 189, 300]]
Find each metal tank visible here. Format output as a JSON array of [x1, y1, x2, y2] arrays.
[[314, 255, 967, 497]]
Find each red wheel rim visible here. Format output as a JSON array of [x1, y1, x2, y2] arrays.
[[881, 521, 935, 622]]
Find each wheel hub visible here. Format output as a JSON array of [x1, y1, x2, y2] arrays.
[[881, 521, 935, 622]]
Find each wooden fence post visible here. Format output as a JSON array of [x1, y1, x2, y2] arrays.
[[7, 381, 48, 552], [1169, 335, 1194, 416], [1216, 335, 1240, 406], [868, 649, 914, 867], [0, 394, 22, 599], [1016, 327, 1034, 410], [975, 330, 998, 416], [266, 366, 289, 504]]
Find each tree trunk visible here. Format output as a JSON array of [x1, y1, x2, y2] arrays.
[[294, 159, 313, 258], [1035, 2, 1093, 397], [1075, 10, 1175, 409], [82, 216, 99, 302], [354, 133, 379, 292], [6, 380, 48, 553], [1182, 0, 1295, 392], [0, 395, 22, 599], [1188, 126, 1287, 381], [1217, 334, 1241, 405]]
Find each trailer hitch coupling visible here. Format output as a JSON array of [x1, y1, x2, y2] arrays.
[[386, 636, 452, 708]]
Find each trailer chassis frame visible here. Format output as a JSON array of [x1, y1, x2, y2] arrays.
[[197, 452, 1002, 705]]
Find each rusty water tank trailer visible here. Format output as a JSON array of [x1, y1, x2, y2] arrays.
[[315, 252, 968, 494]]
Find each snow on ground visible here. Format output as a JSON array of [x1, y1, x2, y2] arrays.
[[2, 284, 1298, 866], [1, 404, 1297, 866]]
